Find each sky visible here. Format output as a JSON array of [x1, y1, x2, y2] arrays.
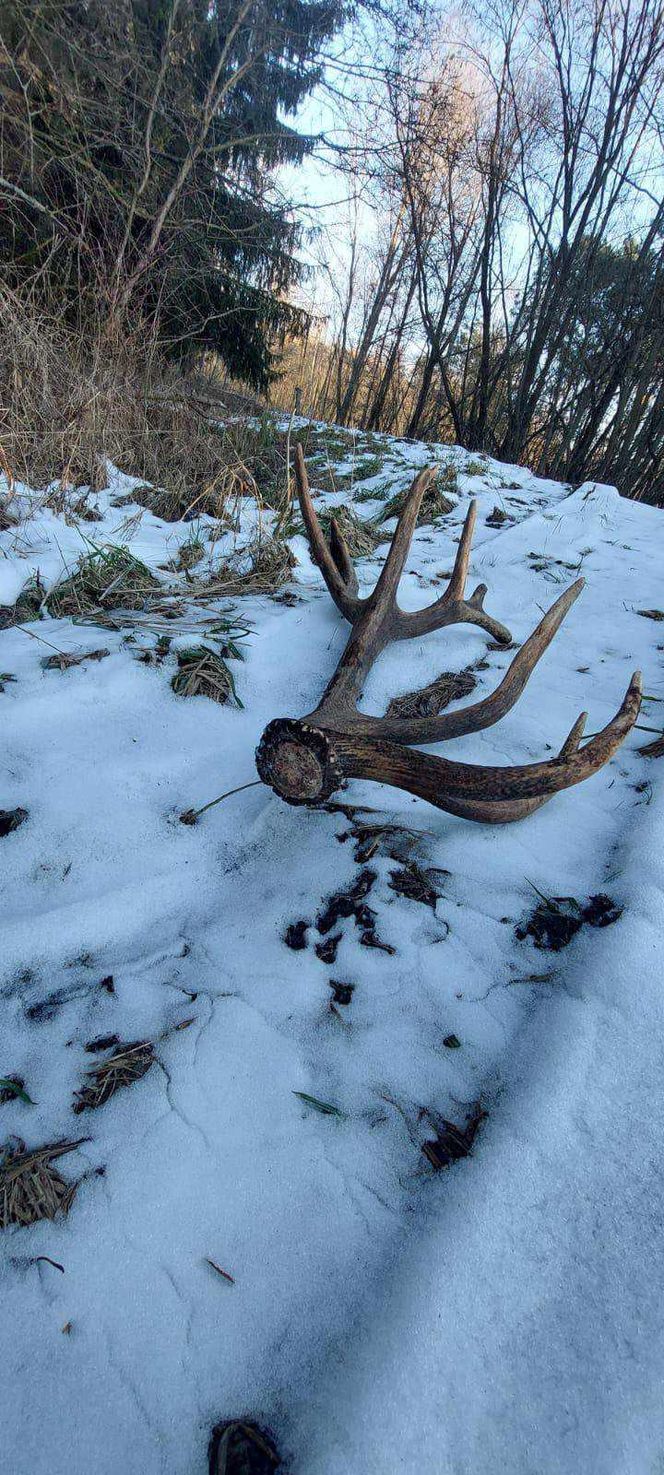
[[274, 15, 398, 328]]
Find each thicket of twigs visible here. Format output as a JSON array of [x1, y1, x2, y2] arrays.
[[271, 0, 664, 507]]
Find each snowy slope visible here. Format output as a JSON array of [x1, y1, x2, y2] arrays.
[[0, 429, 663, 1475]]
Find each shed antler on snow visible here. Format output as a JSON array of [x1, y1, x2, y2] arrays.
[[256, 446, 641, 823]]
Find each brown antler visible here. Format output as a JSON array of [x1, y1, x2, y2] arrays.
[[255, 444, 641, 823]]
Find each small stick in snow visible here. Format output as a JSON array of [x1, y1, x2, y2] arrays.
[[179, 779, 261, 825], [205, 1258, 235, 1284], [33, 1255, 65, 1273]]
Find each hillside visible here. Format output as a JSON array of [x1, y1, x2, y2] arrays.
[[1, 424, 663, 1475]]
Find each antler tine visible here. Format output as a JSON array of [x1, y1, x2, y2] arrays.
[[366, 578, 585, 744], [372, 465, 438, 607], [558, 709, 588, 760], [396, 498, 511, 644], [329, 516, 359, 597], [446, 498, 477, 600], [332, 670, 642, 819], [293, 443, 362, 623]]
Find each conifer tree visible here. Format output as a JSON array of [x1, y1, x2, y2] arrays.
[[0, 0, 345, 385]]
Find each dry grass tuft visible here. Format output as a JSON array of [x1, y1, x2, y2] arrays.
[[318, 504, 382, 558], [244, 538, 296, 592], [386, 668, 477, 720], [44, 483, 103, 523], [174, 537, 205, 571], [485, 505, 511, 527], [0, 440, 16, 494], [0, 1137, 87, 1227], [639, 730, 664, 757], [0, 501, 17, 531], [46, 546, 161, 618], [41, 647, 110, 672], [0, 576, 46, 630], [132, 456, 258, 524], [73, 1041, 155, 1113], [171, 645, 242, 705], [0, 288, 285, 529], [515, 890, 622, 951], [197, 537, 295, 598], [388, 862, 441, 910], [382, 467, 456, 525], [422, 1105, 486, 1170]]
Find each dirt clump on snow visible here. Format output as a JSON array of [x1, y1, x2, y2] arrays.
[[516, 891, 623, 950], [0, 807, 28, 837]]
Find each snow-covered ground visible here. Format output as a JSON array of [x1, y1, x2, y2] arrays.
[[1, 427, 663, 1475]]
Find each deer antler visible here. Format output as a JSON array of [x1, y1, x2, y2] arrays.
[[256, 445, 641, 823]]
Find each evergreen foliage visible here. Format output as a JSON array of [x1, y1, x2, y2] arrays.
[[0, 0, 344, 385]]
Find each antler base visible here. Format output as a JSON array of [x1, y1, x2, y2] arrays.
[[255, 719, 344, 806]]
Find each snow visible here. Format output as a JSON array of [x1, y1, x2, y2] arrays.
[[0, 428, 662, 1475]]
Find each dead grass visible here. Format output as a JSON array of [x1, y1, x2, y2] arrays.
[[247, 538, 296, 591], [174, 537, 205, 571], [41, 647, 110, 671], [515, 890, 622, 950], [0, 287, 286, 527], [486, 505, 511, 527], [422, 1105, 486, 1169], [317, 504, 382, 558], [131, 456, 257, 524], [382, 467, 456, 524], [0, 1138, 87, 1228], [0, 575, 46, 630], [171, 645, 242, 705], [639, 730, 664, 757], [46, 546, 161, 618], [388, 862, 441, 910], [196, 537, 295, 598], [308, 453, 385, 497], [44, 483, 103, 524], [73, 1041, 155, 1113], [386, 668, 477, 720]]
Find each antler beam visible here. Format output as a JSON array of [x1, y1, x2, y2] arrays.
[[255, 445, 641, 824]]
